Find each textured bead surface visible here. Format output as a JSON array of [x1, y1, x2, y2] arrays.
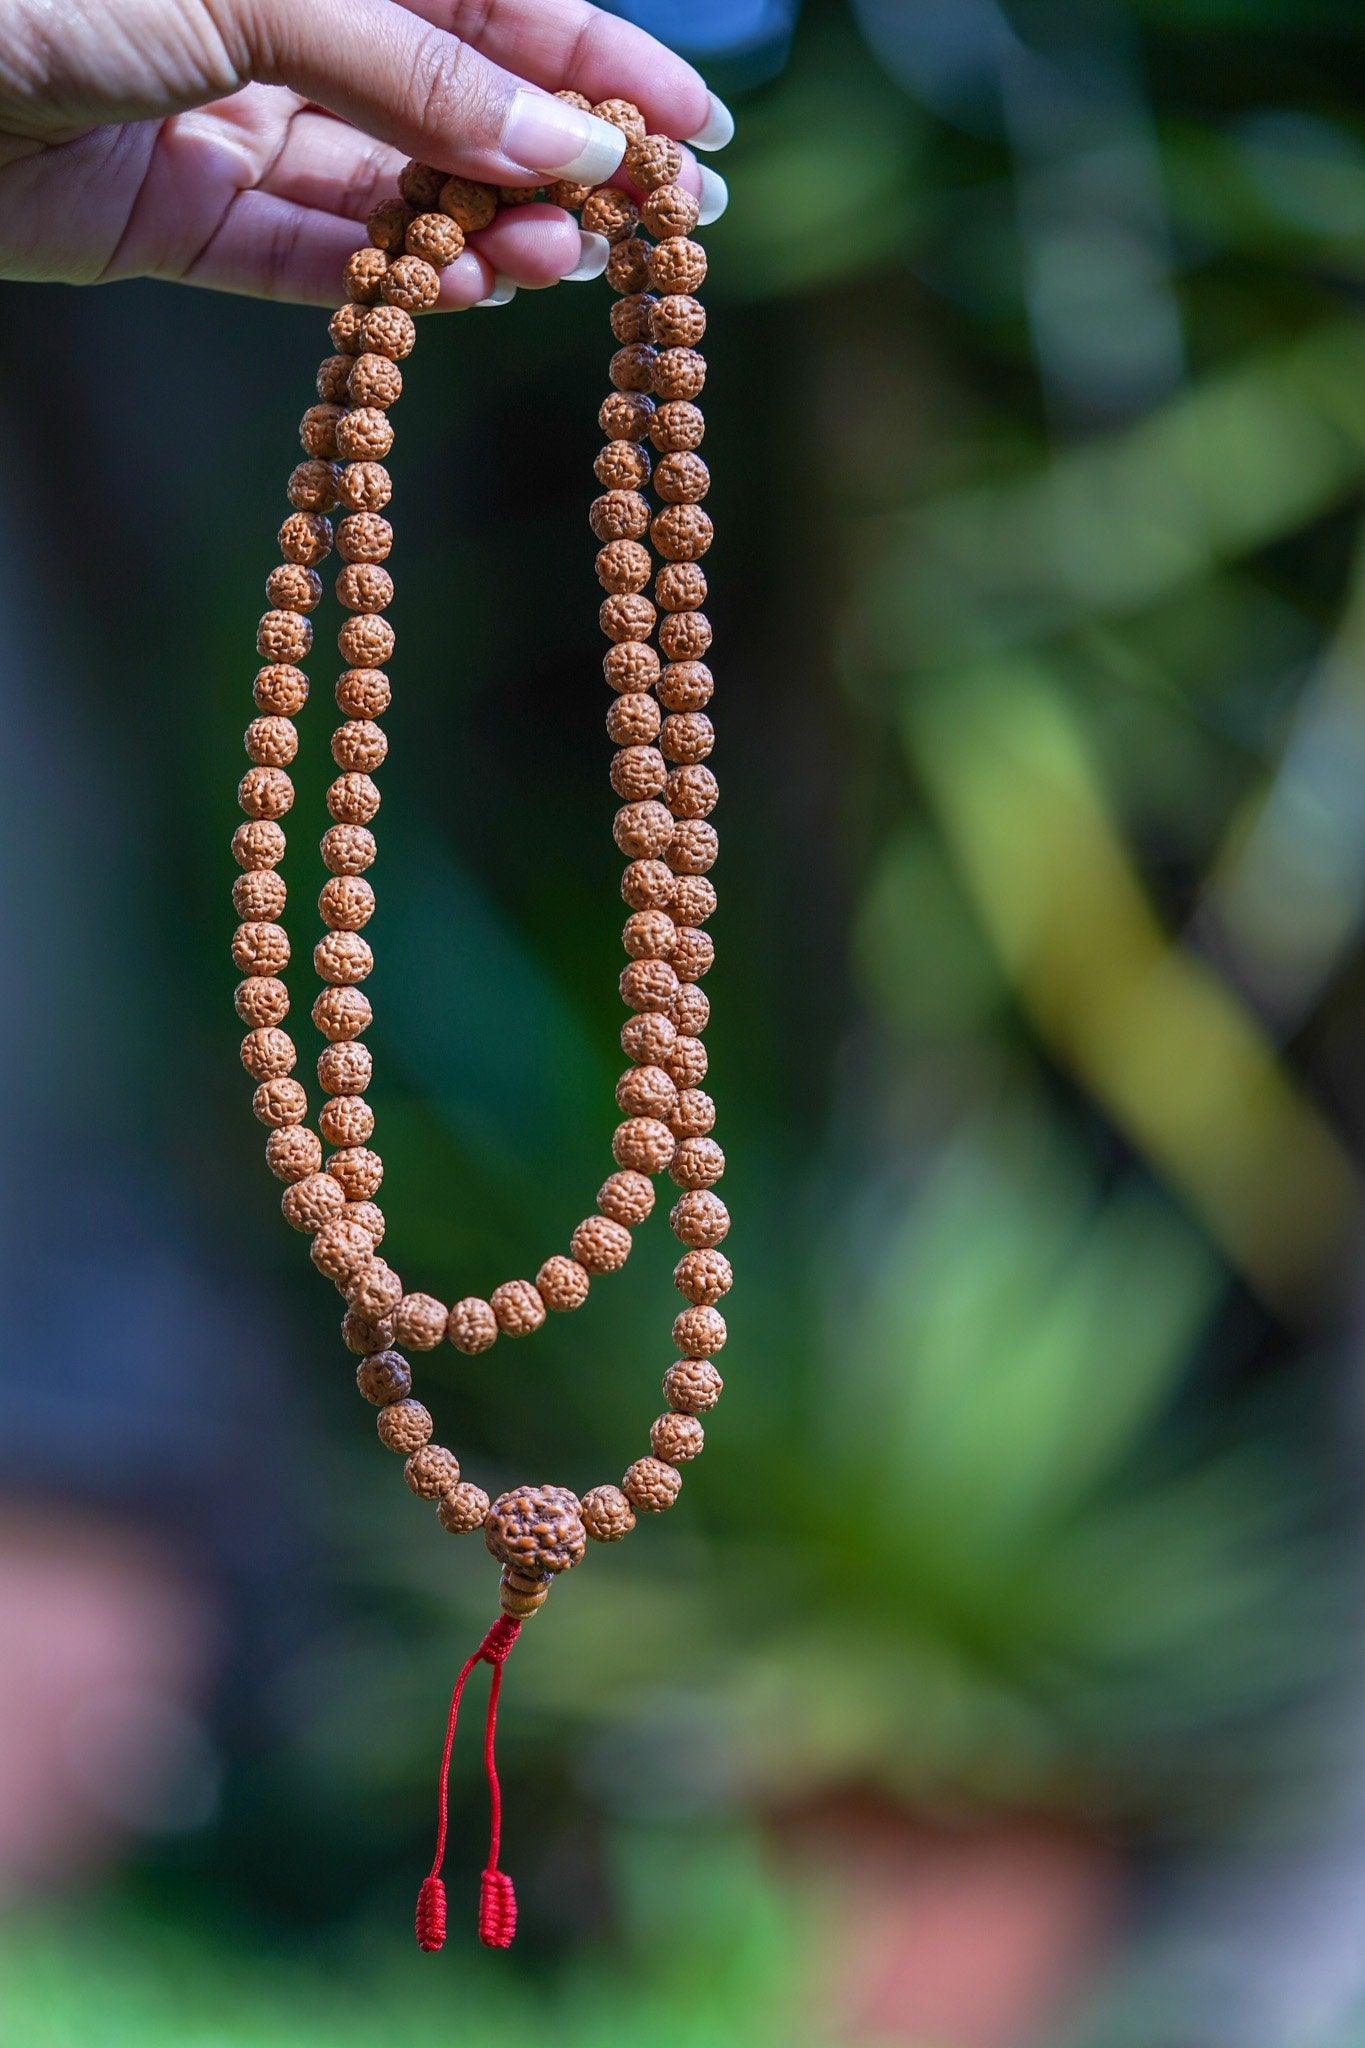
[[235, 976, 289, 1030], [612, 1117, 676, 1174], [674, 1247, 732, 1304], [382, 254, 441, 311], [621, 1009, 677, 1064], [267, 1124, 322, 1182], [319, 1095, 375, 1147], [580, 1484, 636, 1541], [394, 1292, 448, 1350], [341, 1306, 396, 1354], [485, 1485, 587, 1575], [570, 1214, 632, 1273], [438, 1481, 491, 1534], [312, 984, 372, 1039], [448, 1296, 498, 1354], [622, 1456, 682, 1513], [536, 1255, 591, 1312], [670, 1189, 730, 1247], [377, 1397, 432, 1453], [331, 1147, 385, 1202], [651, 1412, 704, 1462], [282, 1171, 346, 1233], [439, 176, 497, 230], [597, 1170, 654, 1226], [490, 1279, 546, 1336], [356, 1349, 411, 1403], [663, 1357, 723, 1414], [405, 1443, 461, 1498], [616, 1063, 677, 1119]]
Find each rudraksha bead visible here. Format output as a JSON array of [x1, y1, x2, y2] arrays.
[[288, 459, 338, 511], [650, 399, 704, 452], [620, 860, 676, 913], [622, 908, 675, 957], [254, 663, 310, 714], [597, 1170, 655, 1225], [336, 513, 393, 564], [448, 1296, 498, 1354], [232, 920, 290, 973], [405, 1443, 461, 1498], [623, 134, 683, 191], [612, 800, 674, 859], [319, 874, 376, 930], [671, 929, 714, 982], [582, 189, 639, 242], [344, 245, 389, 303], [377, 1397, 432, 1453], [673, 1248, 731, 1305], [672, 1304, 726, 1356], [395, 1291, 447, 1349], [336, 462, 392, 513], [597, 539, 652, 593], [611, 745, 668, 802], [326, 773, 381, 825], [281, 1171, 346, 1233], [670, 1087, 715, 1139], [595, 438, 651, 488], [238, 766, 294, 820], [570, 1214, 632, 1273], [312, 1216, 377, 1281], [663, 1357, 723, 1414], [312, 984, 372, 1039], [300, 402, 344, 457], [329, 302, 366, 353], [241, 1025, 296, 1078], [619, 957, 679, 1012], [254, 1076, 307, 1126], [267, 1124, 322, 1182], [670, 1189, 729, 1248], [279, 511, 333, 565], [346, 1200, 386, 1244], [657, 562, 707, 611], [593, 97, 646, 140], [490, 1279, 546, 1336], [319, 1095, 374, 1147], [338, 614, 395, 667], [335, 668, 390, 717], [341, 1306, 396, 1354], [661, 713, 713, 763], [580, 1484, 635, 1541], [347, 1254, 401, 1318], [266, 564, 322, 612], [603, 640, 660, 692], [335, 406, 394, 460], [366, 197, 411, 252], [607, 693, 662, 745], [438, 1481, 491, 1534], [233, 870, 287, 921], [616, 1064, 678, 1119], [244, 716, 298, 767], [670, 875, 717, 924], [622, 1457, 682, 1513], [536, 1255, 591, 1311], [356, 1349, 411, 1403], [382, 254, 441, 311], [612, 1117, 675, 1174], [348, 352, 402, 408], [651, 295, 706, 348], [331, 1146, 385, 1202], [405, 211, 463, 267], [591, 490, 651, 540], [439, 176, 496, 231], [235, 974, 289, 1027], [641, 183, 699, 239], [651, 1412, 703, 1462], [398, 160, 445, 210], [673, 983, 711, 1035], [605, 237, 651, 295], [671, 1136, 724, 1192], [621, 1009, 677, 1063], [485, 1485, 586, 1576], [652, 504, 713, 562]]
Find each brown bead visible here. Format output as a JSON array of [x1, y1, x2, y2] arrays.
[[339, 613, 395, 667], [674, 983, 710, 1034], [666, 1036, 707, 1088], [652, 294, 706, 348], [606, 237, 652, 295], [232, 920, 290, 974], [394, 1292, 447, 1351], [661, 713, 713, 764], [265, 563, 322, 613], [651, 1412, 704, 1462], [319, 1095, 374, 1147], [329, 302, 367, 355], [383, 254, 441, 312], [610, 343, 656, 393], [580, 1484, 636, 1542], [485, 1485, 586, 1576], [346, 1200, 386, 1244], [590, 490, 650, 542], [671, 1189, 729, 1247], [348, 353, 402, 409], [610, 745, 667, 802], [670, 1086, 715, 1138], [281, 1170, 346, 1233], [609, 294, 657, 346], [497, 183, 545, 206], [595, 438, 651, 489], [336, 461, 392, 513], [622, 1456, 682, 1513], [312, 984, 372, 1040], [603, 641, 660, 693], [623, 133, 682, 191], [254, 663, 310, 716], [664, 623, 711, 678], [342, 1306, 396, 1354], [336, 563, 393, 614], [448, 1296, 498, 1354], [405, 1443, 461, 1498], [254, 1076, 308, 1127], [312, 1216, 375, 1282], [613, 800, 674, 860], [331, 1149, 385, 1206], [267, 1124, 322, 1182], [655, 453, 710, 506], [318, 1039, 371, 1093], [665, 766, 718, 822], [535, 1255, 591, 1312], [652, 504, 713, 562], [377, 1396, 432, 1454], [405, 211, 463, 267], [314, 930, 373, 985], [257, 609, 311, 662], [327, 770, 382, 823], [235, 974, 288, 1029], [439, 175, 497, 231], [316, 356, 353, 404], [490, 1279, 546, 1336], [279, 511, 333, 566], [649, 237, 707, 293], [616, 1064, 677, 1119], [319, 873, 375, 930], [241, 1025, 296, 1079], [671, 930, 714, 985], [570, 1214, 632, 1273], [335, 669, 391, 720], [347, 1254, 401, 1317], [600, 594, 657, 645], [356, 1349, 411, 1403], [607, 693, 661, 746], [594, 97, 646, 140], [670, 874, 717, 925], [597, 540, 652, 594], [620, 860, 675, 913], [657, 562, 707, 611], [673, 1304, 726, 1356], [642, 183, 700, 241], [320, 822, 377, 875], [658, 660, 713, 712], [335, 407, 394, 461], [667, 819, 718, 874], [331, 721, 388, 774], [613, 1117, 675, 1174], [336, 511, 393, 564], [547, 177, 594, 208], [399, 161, 446, 211], [620, 957, 679, 1013], [621, 1009, 677, 1063], [438, 1481, 491, 1534], [581, 188, 640, 243], [622, 908, 675, 958], [366, 198, 412, 253], [233, 870, 287, 921], [652, 348, 706, 403], [650, 400, 705, 453], [344, 245, 389, 303], [300, 402, 344, 458], [244, 715, 298, 767], [289, 459, 338, 512], [597, 1170, 655, 1226], [663, 1357, 723, 1414], [598, 391, 654, 443], [674, 1247, 731, 1305]]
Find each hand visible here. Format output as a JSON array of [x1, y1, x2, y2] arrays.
[[0, 0, 732, 305]]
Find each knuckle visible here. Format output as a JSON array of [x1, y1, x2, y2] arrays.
[[406, 31, 502, 157]]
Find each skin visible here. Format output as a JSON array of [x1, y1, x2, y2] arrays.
[[0, 0, 713, 303]]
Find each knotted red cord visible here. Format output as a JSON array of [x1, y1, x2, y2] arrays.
[[415, 1613, 521, 1951]]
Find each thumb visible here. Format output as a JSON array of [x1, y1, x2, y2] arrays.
[[244, 0, 629, 187]]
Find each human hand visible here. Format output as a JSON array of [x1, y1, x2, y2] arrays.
[[0, 0, 731, 305]]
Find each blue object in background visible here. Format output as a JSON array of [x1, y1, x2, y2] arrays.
[[608, 0, 799, 80]]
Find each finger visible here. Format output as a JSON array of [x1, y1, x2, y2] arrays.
[[606, 143, 728, 226], [261, 107, 408, 222], [245, 0, 631, 186], [399, 0, 729, 146], [465, 203, 595, 287]]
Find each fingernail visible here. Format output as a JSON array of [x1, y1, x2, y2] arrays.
[[502, 89, 626, 183], [476, 274, 517, 307], [564, 231, 609, 282], [696, 166, 728, 226], [687, 92, 735, 152]]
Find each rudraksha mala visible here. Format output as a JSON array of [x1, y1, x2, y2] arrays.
[[229, 96, 724, 1950]]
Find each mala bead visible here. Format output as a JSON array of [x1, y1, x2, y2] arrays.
[[267, 1124, 323, 1182], [337, 462, 392, 514], [657, 562, 707, 610], [652, 349, 706, 403], [672, 928, 714, 981], [674, 1248, 732, 1304], [448, 1296, 498, 1354], [570, 1214, 632, 1273], [597, 540, 652, 594], [405, 1443, 461, 1498], [366, 197, 412, 252], [661, 713, 713, 763], [622, 908, 675, 957], [620, 957, 679, 1012], [233, 920, 290, 974], [313, 985, 372, 1040], [300, 403, 344, 457], [266, 563, 322, 612], [490, 1279, 546, 1337], [257, 609, 311, 662], [319, 873, 375, 928], [673, 1305, 726, 1356], [312, 1216, 376, 1281], [603, 641, 659, 693], [405, 211, 463, 267], [338, 614, 395, 667], [336, 562, 394, 613], [607, 693, 661, 746], [332, 720, 388, 772], [670, 1087, 715, 1138], [347, 1199, 386, 1243], [327, 773, 381, 824], [671, 1189, 730, 1248], [652, 295, 706, 348], [648, 238, 707, 294], [536, 1255, 591, 1312], [663, 1357, 723, 1414], [279, 511, 333, 565], [395, 1292, 448, 1350], [655, 453, 709, 505], [336, 513, 393, 564], [399, 161, 446, 210], [642, 183, 700, 239], [288, 459, 337, 512], [233, 870, 287, 920], [622, 1457, 682, 1514], [621, 860, 675, 913], [377, 1396, 432, 1454], [580, 1484, 635, 1542], [674, 984, 710, 1035], [581, 188, 639, 242], [598, 1170, 655, 1225], [336, 407, 394, 461], [485, 1485, 587, 1577], [342, 1305, 396, 1353], [651, 1412, 704, 1462], [238, 767, 294, 820], [595, 439, 651, 489], [671, 875, 717, 924], [612, 1117, 675, 1174], [621, 1009, 677, 1064], [320, 1096, 375, 1147], [316, 355, 353, 403], [652, 505, 713, 562], [658, 661, 713, 712], [438, 1481, 491, 1534], [314, 930, 374, 985], [593, 97, 646, 140], [241, 1026, 296, 1079], [331, 1146, 385, 1201], [317, 1039, 370, 1092], [348, 353, 402, 408], [236, 973, 289, 1025], [382, 254, 441, 312], [347, 1255, 402, 1319], [245, 716, 298, 766], [605, 237, 651, 296], [600, 591, 656, 642], [320, 822, 377, 874], [613, 800, 674, 859], [281, 1171, 346, 1233], [254, 663, 309, 714], [548, 176, 594, 208], [591, 490, 650, 541], [651, 400, 704, 453], [344, 245, 389, 303], [610, 293, 657, 345], [610, 344, 656, 393], [439, 175, 497, 231], [661, 611, 711, 660], [254, 1077, 307, 1126], [616, 1065, 677, 1120], [610, 745, 667, 802], [356, 1349, 411, 1403], [667, 820, 718, 875], [599, 391, 654, 442], [329, 303, 367, 354], [623, 134, 683, 191], [336, 668, 391, 716]]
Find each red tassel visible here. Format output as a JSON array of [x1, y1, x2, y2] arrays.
[[415, 1614, 522, 1951]]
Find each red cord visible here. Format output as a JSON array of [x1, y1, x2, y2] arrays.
[[415, 1614, 522, 1952]]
